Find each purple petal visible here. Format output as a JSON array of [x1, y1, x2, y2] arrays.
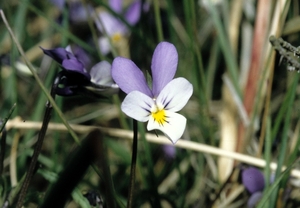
[[96, 12, 127, 36], [124, 1, 141, 25], [41, 47, 73, 64], [247, 192, 262, 208], [109, 0, 122, 13], [71, 45, 92, 69], [111, 57, 152, 96], [151, 42, 178, 97], [242, 167, 265, 194], [62, 59, 90, 80]]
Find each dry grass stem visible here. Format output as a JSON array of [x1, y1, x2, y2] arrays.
[[6, 118, 300, 179]]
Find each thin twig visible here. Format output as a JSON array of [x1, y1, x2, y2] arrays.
[[16, 106, 52, 206], [269, 36, 300, 71], [0, 103, 16, 175], [0, 103, 16, 134]]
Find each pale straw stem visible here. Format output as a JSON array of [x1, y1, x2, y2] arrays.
[[6, 119, 300, 179]]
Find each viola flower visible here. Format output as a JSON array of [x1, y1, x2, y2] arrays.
[[95, 0, 147, 55], [112, 42, 193, 143], [41, 46, 118, 96]]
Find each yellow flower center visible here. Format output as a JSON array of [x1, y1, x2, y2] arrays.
[[151, 109, 167, 126], [112, 33, 122, 44]]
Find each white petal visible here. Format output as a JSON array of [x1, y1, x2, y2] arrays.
[[15, 61, 34, 76], [90, 61, 114, 85], [98, 37, 111, 55], [156, 77, 193, 112], [65, 45, 73, 53], [147, 111, 186, 144], [121, 91, 154, 122]]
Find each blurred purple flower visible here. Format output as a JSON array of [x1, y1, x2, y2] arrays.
[[95, 0, 146, 55], [49, 0, 94, 24], [162, 145, 176, 160], [69, 2, 94, 24], [41, 46, 118, 96], [49, 0, 65, 10], [111, 42, 193, 143], [242, 167, 265, 208], [242, 167, 265, 194], [247, 192, 262, 208]]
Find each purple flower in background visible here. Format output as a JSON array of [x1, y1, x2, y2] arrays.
[[247, 192, 263, 208], [112, 42, 193, 143], [49, 0, 65, 10], [242, 167, 265, 194], [41, 46, 118, 96], [68, 2, 93, 24], [95, 0, 146, 55], [242, 167, 265, 208], [49, 0, 94, 24], [162, 145, 176, 160]]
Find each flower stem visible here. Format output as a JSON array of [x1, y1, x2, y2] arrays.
[[127, 120, 138, 208], [15, 76, 59, 208]]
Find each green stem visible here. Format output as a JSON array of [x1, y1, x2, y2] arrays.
[[127, 120, 138, 208], [205, 0, 241, 98], [153, 0, 164, 41], [269, 73, 299, 207]]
